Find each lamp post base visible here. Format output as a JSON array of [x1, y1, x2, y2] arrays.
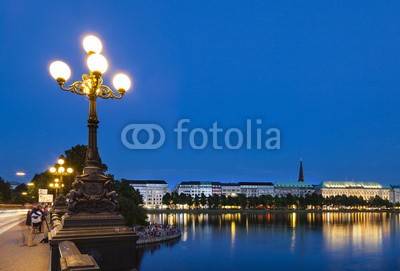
[[50, 223, 138, 271], [62, 212, 125, 228]]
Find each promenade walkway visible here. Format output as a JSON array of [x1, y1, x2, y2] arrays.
[[0, 211, 49, 271]]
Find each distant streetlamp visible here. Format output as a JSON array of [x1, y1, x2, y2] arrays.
[[49, 178, 64, 197], [48, 35, 132, 214], [49, 158, 73, 195]]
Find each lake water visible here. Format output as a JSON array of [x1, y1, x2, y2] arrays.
[[136, 212, 400, 271]]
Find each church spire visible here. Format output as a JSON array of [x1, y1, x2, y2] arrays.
[[298, 159, 304, 182]]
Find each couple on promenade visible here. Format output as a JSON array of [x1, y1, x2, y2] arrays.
[[19, 205, 48, 247]]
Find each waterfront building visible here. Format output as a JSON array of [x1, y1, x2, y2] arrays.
[[274, 182, 315, 197], [316, 181, 391, 200], [126, 180, 168, 209], [175, 181, 275, 197], [211, 182, 222, 195], [220, 183, 241, 197], [239, 182, 274, 197], [390, 185, 400, 203], [175, 181, 213, 197]]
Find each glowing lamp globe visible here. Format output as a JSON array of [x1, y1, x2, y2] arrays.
[[58, 167, 65, 173], [49, 61, 71, 81], [87, 53, 108, 74], [58, 158, 65, 165], [113, 73, 131, 91], [49, 167, 56, 173], [67, 168, 73, 174], [83, 35, 103, 54]]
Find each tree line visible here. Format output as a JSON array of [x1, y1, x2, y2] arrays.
[[162, 192, 394, 209], [0, 176, 29, 204]]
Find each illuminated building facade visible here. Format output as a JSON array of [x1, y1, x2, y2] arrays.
[[176, 181, 213, 197], [274, 182, 315, 197], [238, 182, 274, 197], [316, 181, 391, 200], [126, 180, 168, 209], [175, 181, 275, 197], [212, 182, 222, 195], [390, 185, 400, 203], [221, 183, 241, 197]]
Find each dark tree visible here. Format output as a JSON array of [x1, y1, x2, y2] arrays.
[[194, 195, 200, 208], [200, 193, 207, 207], [0, 176, 12, 203], [237, 194, 247, 209], [64, 144, 108, 175], [171, 192, 180, 207], [113, 180, 147, 226], [12, 183, 30, 204], [28, 172, 53, 199], [162, 192, 172, 206]]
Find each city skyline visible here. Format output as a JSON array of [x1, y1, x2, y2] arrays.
[[1, 2, 400, 187]]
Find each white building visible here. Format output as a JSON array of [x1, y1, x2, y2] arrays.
[[127, 180, 168, 209], [239, 182, 275, 197], [175, 181, 275, 198], [274, 182, 315, 197], [391, 185, 400, 203], [175, 181, 213, 197], [221, 183, 241, 197], [316, 181, 390, 200]]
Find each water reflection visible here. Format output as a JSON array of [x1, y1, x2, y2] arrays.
[[231, 220, 236, 252], [135, 237, 181, 270], [136, 212, 400, 271]]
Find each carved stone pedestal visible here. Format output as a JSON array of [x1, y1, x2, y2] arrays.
[[62, 212, 126, 228]]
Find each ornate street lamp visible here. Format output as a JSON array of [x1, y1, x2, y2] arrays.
[[49, 178, 64, 197], [49, 158, 73, 194], [49, 35, 132, 214]]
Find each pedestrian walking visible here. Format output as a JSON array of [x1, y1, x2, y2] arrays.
[[27, 206, 42, 247]]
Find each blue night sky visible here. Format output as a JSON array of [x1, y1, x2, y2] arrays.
[[1, 1, 400, 187]]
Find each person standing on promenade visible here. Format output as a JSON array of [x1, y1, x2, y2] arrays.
[[19, 207, 33, 246], [27, 206, 42, 247]]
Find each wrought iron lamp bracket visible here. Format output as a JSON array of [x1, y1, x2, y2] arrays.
[[57, 73, 125, 100]]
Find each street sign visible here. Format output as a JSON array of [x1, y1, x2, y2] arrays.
[[39, 194, 53, 203], [38, 189, 48, 195]]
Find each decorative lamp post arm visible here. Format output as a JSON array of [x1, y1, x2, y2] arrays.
[[97, 84, 125, 99]]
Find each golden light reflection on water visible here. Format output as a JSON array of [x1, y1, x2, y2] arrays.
[[290, 212, 297, 228], [246, 216, 249, 235], [290, 228, 296, 253], [147, 211, 395, 253], [321, 212, 391, 253], [231, 220, 236, 251]]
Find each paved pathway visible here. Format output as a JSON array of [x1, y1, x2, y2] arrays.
[[0, 212, 50, 271]]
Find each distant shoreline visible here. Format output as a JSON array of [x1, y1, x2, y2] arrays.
[[147, 209, 400, 214]]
